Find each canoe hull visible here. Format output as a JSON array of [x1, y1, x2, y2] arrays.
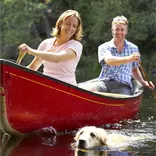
[[0, 59, 143, 134]]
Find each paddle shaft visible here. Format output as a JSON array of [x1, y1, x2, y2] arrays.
[[16, 51, 26, 64], [139, 61, 156, 101]]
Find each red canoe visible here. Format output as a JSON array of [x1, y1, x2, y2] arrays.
[[0, 59, 143, 135]]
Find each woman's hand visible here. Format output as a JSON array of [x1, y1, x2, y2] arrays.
[[18, 43, 32, 55]]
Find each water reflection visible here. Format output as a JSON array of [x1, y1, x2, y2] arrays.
[[1, 132, 75, 156], [1, 121, 156, 156], [1, 134, 23, 156], [1, 96, 156, 156], [74, 149, 136, 156]]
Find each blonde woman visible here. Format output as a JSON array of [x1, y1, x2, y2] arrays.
[[18, 10, 83, 85]]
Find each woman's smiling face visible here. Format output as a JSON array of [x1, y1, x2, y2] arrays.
[[60, 16, 79, 39]]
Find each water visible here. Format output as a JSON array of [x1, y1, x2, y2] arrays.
[[1, 96, 156, 156]]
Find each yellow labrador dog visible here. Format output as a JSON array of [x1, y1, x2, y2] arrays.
[[74, 126, 107, 149], [74, 126, 149, 150]]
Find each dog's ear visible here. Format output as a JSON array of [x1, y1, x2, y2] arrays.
[[100, 137, 107, 145], [74, 130, 81, 141], [98, 128, 108, 145], [74, 136, 77, 141]]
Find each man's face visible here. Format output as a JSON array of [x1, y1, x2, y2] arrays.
[[112, 23, 128, 41]]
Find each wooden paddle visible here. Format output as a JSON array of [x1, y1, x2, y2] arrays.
[[16, 51, 26, 64], [139, 61, 156, 102]]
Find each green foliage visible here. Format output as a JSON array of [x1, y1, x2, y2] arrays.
[[80, 0, 156, 52], [76, 54, 101, 82], [141, 52, 156, 81], [74, 0, 156, 80], [0, 0, 156, 81], [0, 0, 46, 58]]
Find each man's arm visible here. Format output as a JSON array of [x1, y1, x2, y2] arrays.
[[132, 67, 155, 89], [104, 52, 140, 66]]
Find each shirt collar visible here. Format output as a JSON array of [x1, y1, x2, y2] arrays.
[[110, 39, 129, 48]]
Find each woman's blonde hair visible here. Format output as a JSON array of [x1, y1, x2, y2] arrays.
[[51, 10, 83, 41]]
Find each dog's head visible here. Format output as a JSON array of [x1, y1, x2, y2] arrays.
[[74, 126, 107, 149]]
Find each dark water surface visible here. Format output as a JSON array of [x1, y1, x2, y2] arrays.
[[1, 96, 156, 156]]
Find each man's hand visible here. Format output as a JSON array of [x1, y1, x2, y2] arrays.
[[130, 52, 140, 62]]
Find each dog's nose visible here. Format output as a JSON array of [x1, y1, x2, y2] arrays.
[[78, 139, 86, 148]]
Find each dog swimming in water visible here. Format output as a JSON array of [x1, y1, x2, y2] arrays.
[[74, 126, 150, 150], [74, 126, 107, 149]]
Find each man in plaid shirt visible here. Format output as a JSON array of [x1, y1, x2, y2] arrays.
[[79, 15, 155, 95]]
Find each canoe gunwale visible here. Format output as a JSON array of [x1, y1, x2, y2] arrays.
[[0, 59, 143, 100]]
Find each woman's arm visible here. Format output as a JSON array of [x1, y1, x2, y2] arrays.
[[18, 43, 77, 63], [29, 48, 76, 62], [27, 57, 43, 71]]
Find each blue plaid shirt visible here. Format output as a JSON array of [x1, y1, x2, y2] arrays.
[[98, 39, 139, 88]]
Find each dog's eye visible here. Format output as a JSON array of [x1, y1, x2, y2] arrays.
[[80, 131, 83, 135], [90, 132, 96, 137]]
